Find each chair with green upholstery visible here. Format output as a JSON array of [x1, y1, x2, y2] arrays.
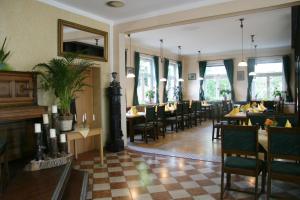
[[221, 125, 265, 200], [266, 127, 300, 200], [182, 102, 191, 129], [133, 106, 156, 143], [247, 113, 267, 129], [156, 105, 166, 138], [0, 138, 9, 192], [274, 114, 298, 127], [190, 101, 198, 127]]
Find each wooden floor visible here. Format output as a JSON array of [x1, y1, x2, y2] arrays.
[[128, 120, 222, 162]]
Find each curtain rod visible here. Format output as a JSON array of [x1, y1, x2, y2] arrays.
[[139, 52, 179, 62], [199, 54, 289, 62]]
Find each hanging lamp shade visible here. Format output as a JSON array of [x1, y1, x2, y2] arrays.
[[160, 78, 167, 82], [198, 77, 204, 80], [249, 72, 256, 76], [178, 78, 184, 82], [238, 18, 247, 67], [238, 60, 247, 67], [126, 34, 135, 78]]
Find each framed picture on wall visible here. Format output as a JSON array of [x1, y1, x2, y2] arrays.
[[237, 71, 245, 81], [188, 73, 196, 80]]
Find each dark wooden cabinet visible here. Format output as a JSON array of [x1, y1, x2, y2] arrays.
[[0, 71, 46, 161], [0, 71, 37, 106]]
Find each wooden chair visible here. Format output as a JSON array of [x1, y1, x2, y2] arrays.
[[266, 127, 300, 200], [182, 102, 191, 129], [133, 106, 156, 143], [156, 105, 166, 138], [221, 125, 265, 200], [190, 101, 198, 127], [212, 104, 228, 140], [196, 101, 205, 124], [0, 139, 9, 192], [165, 103, 181, 132]]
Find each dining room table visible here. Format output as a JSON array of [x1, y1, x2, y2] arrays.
[[126, 112, 145, 142], [224, 112, 248, 124]]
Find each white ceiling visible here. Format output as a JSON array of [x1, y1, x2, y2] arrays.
[[46, 0, 233, 23], [132, 8, 291, 55]]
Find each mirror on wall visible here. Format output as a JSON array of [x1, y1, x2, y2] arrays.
[[58, 19, 108, 61]]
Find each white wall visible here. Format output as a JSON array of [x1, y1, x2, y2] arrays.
[[183, 47, 293, 101]]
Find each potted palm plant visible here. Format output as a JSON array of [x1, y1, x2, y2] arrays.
[[0, 37, 12, 71], [34, 54, 92, 131]]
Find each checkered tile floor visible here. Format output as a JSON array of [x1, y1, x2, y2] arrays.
[[74, 150, 300, 200]]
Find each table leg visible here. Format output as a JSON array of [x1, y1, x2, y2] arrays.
[[74, 140, 78, 160], [99, 134, 104, 165], [128, 119, 134, 142], [67, 139, 71, 154]]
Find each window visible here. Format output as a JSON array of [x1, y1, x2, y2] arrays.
[[166, 62, 179, 102], [137, 56, 156, 104], [251, 57, 284, 100], [204, 61, 231, 101]]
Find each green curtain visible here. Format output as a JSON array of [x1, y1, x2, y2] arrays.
[[163, 58, 169, 103], [224, 59, 235, 102], [177, 61, 183, 101], [133, 52, 140, 105], [247, 58, 255, 101], [283, 55, 293, 102], [153, 56, 159, 103], [199, 61, 207, 100]]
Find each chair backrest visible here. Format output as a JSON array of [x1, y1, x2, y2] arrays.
[[157, 105, 165, 119], [247, 113, 268, 128], [145, 106, 156, 123], [176, 103, 183, 115], [182, 103, 189, 115], [191, 101, 197, 113], [221, 125, 259, 156], [212, 104, 223, 122], [274, 114, 298, 127], [268, 127, 300, 160]]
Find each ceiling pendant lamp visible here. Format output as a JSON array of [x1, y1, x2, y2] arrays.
[[197, 50, 204, 80], [160, 39, 164, 63], [126, 34, 135, 78], [249, 35, 257, 76], [177, 45, 184, 82], [238, 18, 247, 67]]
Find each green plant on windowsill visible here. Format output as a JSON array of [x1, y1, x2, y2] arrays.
[[272, 88, 281, 99], [0, 37, 13, 71], [220, 89, 231, 100], [145, 89, 155, 104], [34, 53, 92, 131]]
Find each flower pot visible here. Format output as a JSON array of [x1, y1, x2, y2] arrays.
[[59, 115, 73, 131]]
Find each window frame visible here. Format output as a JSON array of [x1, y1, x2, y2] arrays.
[[203, 61, 231, 101], [251, 57, 285, 100], [166, 61, 179, 102], [137, 55, 156, 104]]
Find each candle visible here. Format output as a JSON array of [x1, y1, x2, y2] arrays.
[[93, 114, 95, 121], [74, 114, 77, 122], [43, 114, 49, 124], [84, 113, 87, 120], [52, 105, 58, 113], [60, 134, 66, 143], [82, 114, 85, 122], [50, 129, 56, 138], [34, 123, 41, 133]]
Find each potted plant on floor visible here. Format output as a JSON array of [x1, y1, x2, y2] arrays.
[[34, 54, 92, 131]]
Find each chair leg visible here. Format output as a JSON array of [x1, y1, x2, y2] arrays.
[[254, 175, 258, 200], [221, 170, 224, 200], [261, 169, 266, 193], [226, 173, 231, 189], [212, 127, 215, 141], [267, 172, 271, 200]]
